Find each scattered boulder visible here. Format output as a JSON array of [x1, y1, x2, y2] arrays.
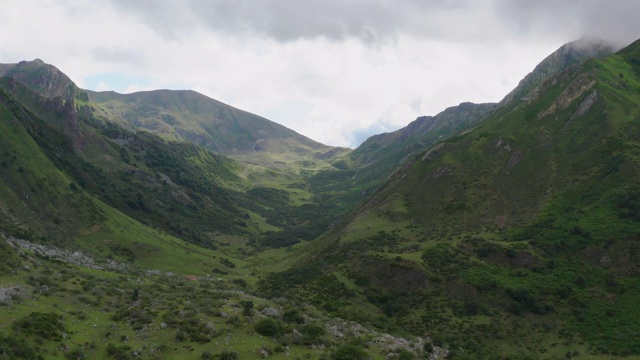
[[261, 307, 282, 318]]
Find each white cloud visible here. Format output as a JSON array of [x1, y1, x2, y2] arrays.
[[1, 0, 637, 147], [94, 81, 111, 92]]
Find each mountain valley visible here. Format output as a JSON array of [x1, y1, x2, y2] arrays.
[[1, 37, 639, 360]]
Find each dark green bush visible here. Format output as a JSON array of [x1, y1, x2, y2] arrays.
[[397, 350, 415, 360], [105, 343, 132, 360], [65, 348, 86, 360], [301, 323, 325, 343], [331, 344, 369, 360], [254, 318, 282, 337], [219, 350, 238, 360], [283, 309, 305, 324], [240, 300, 254, 316], [0, 335, 43, 359], [12, 312, 65, 341]]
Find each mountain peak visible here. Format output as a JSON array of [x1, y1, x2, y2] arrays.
[[500, 37, 617, 105], [1, 58, 77, 100], [17, 58, 46, 67], [565, 36, 619, 52]]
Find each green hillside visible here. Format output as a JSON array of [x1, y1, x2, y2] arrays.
[[291, 39, 618, 254], [0, 78, 254, 246], [262, 40, 640, 358]]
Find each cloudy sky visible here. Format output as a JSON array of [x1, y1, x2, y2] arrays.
[[1, 0, 639, 147]]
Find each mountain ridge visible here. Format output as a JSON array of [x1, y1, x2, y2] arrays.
[[85, 88, 334, 158]]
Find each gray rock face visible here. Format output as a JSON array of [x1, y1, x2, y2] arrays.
[[0, 286, 28, 303], [571, 90, 599, 119]]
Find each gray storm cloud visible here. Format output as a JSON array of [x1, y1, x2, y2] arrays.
[[110, 0, 401, 43], [110, 0, 640, 46]]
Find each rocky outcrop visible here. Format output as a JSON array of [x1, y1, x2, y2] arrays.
[[4, 236, 128, 271], [539, 73, 596, 119], [571, 90, 599, 119]]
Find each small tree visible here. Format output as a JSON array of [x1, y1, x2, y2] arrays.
[[240, 300, 254, 316]]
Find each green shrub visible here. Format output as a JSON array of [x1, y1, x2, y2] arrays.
[[301, 323, 325, 343], [65, 348, 86, 360], [12, 312, 65, 341], [397, 350, 415, 360], [240, 300, 254, 316], [105, 343, 132, 360], [219, 350, 238, 360], [0, 335, 43, 359], [254, 318, 282, 337], [283, 309, 305, 324], [331, 344, 369, 360]]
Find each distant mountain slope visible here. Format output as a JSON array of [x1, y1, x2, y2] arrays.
[[0, 86, 261, 276], [297, 102, 496, 231], [350, 102, 496, 186], [372, 57, 636, 234], [86, 89, 334, 161]]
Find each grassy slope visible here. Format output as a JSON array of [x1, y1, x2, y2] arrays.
[[0, 88, 103, 242], [1, 79, 259, 245], [262, 44, 640, 358], [0, 87, 254, 276], [0, 243, 435, 360]]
